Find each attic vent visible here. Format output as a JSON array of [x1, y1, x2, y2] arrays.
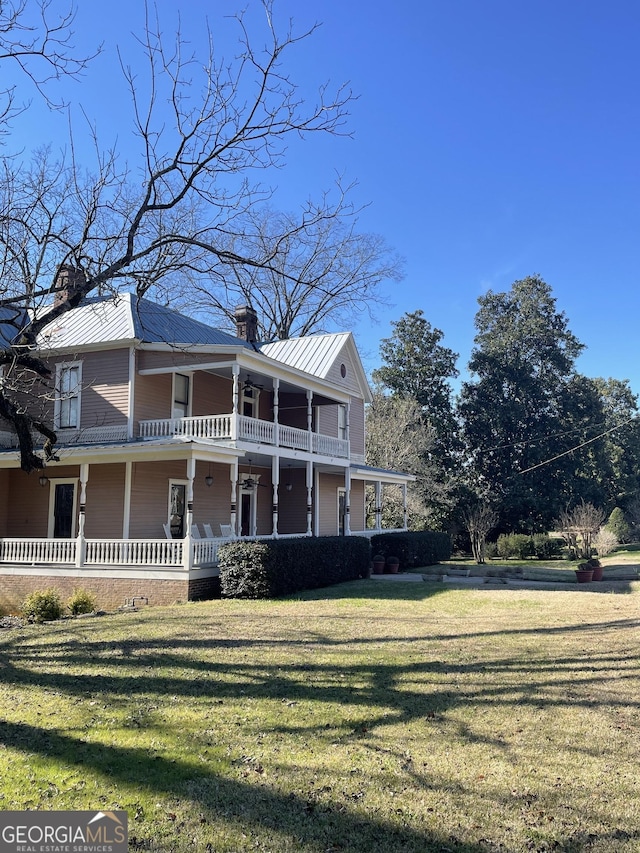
[[340, 363, 347, 378]]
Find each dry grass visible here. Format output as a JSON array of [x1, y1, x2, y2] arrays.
[[1, 581, 639, 852]]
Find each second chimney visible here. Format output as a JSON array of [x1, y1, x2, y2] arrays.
[[54, 265, 85, 308], [234, 305, 258, 343]]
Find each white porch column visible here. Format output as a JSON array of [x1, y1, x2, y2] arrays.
[[344, 466, 351, 536], [127, 346, 136, 439], [231, 363, 240, 440], [75, 463, 89, 568], [402, 483, 408, 530], [346, 399, 351, 455], [230, 458, 238, 534], [375, 481, 382, 532], [123, 461, 132, 538], [306, 389, 313, 452], [273, 377, 280, 447], [306, 460, 313, 536], [183, 457, 196, 571], [271, 456, 279, 537]]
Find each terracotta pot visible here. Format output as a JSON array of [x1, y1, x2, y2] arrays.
[[575, 569, 594, 583], [372, 558, 386, 575], [386, 557, 400, 574], [590, 564, 604, 581]]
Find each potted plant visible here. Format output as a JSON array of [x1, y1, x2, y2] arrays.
[[575, 562, 594, 583], [587, 558, 603, 581], [372, 554, 386, 575], [386, 556, 400, 574]]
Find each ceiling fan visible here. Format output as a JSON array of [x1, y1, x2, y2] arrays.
[[241, 459, 268, 490], [242, 375, 264, 393]]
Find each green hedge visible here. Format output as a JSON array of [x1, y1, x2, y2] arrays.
[[369, 531, 451, 569], [218, 536, 371, 599]]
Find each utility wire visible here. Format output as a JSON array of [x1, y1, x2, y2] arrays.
[[518, 416, 638, 475]]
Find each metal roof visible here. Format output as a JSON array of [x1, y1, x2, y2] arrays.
[[35, 293, 251, 350], [259, 333, 352, 379]]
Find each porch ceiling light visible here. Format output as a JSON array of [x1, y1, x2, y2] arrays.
[[39, 474, 49, 487], [205, 463, 213, 488]]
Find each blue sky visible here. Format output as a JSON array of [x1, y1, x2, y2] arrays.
[[9, 1, 640, 393]]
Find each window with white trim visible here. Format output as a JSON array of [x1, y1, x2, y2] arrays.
[[55, 362, 82, 429], [338, 404, 348, 441], [241, 386, 259, 418], [172, 373, 191, 419]]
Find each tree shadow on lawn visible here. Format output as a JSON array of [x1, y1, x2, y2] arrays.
[[1, 616, 640, 850], [0, 718, 495, 853]]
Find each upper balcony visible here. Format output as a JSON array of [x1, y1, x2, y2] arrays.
[[0, 413, 350, 460], [139, 412, 350, 458]]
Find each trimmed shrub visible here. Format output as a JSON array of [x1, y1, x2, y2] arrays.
[[496, 534, 534, 560], [67, 588, 97, 615], [218, 536, 371, 599], [369, 531, 451, 569], [22, 588, 63, 622], [531, 534, 563, 560]]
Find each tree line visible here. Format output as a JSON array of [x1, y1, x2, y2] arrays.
[[367, 274, 640, 547]]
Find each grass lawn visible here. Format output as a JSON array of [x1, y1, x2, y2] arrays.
[[1, 581, 639, 852]]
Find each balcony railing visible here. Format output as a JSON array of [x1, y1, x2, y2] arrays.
[[139, 413, 349, 458]]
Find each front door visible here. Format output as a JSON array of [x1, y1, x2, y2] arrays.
[[169, 482, 187, 538], [52, 482, 76, 538]]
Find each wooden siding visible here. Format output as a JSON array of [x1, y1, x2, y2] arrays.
[[129, 460, 186, 538], [323, 344, 362, 396], [317, 473, 343, 536], [0, 469, 10, 537], [192, 373, 232, 417], [84, 464, 126, 538], [317, 405, 338, 440], [349, 397, 365, 456], [134, 373, 172, 423], [80, 349, 129, 427], [350, 479, 365, 531], [277, 469, 308, 534], [137, 351, 232, 371], [191, 462, 233, 531], [7, 466, 79, 538]]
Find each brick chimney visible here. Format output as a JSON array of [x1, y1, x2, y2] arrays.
[[234, 305, 259, 343], [53, 265, 85, 308]]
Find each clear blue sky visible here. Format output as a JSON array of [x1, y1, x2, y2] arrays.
[[10, 1, 640, 394]]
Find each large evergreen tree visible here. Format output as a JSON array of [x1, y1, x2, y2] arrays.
[[458, 275, 584, 531]]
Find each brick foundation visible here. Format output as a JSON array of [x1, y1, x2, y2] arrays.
[[0, 574, 196, 614]]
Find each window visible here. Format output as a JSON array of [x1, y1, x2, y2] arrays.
[[172, 373, 191, 419], [338, 404, 348, 441], [55, 362, 82, 429], [241, 386, 259, 418]]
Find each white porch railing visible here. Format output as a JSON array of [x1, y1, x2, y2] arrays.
[[139, 414, 233, 440], [85, 539, 184, 566], [0, 538, 77, 564], [139, 412, 350, 459]]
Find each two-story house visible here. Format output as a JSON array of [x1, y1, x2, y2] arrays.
[[0, 293, 413, 611]]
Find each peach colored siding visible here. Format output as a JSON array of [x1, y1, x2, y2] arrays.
[[349, 397, 365, 456], [79, 349, 129, 426], [84, 464, 126, 538], [318, 405, 338, 439], [134, 373, 172, 423], [317, 473, 343, 536], [7, 466, 79, 538], [0, 469, 8, 536], [129, 460, 187, 538], [137, 351, 231, 371], [324, 346, 362, 396], [277, 469, 308, 534], [192, 373, 232, 417], [350, 480, 365, 531]]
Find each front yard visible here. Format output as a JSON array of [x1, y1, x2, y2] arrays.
[[1, 580, 639, 852]]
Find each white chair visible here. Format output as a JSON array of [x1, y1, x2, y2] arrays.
[[191, 523, 201, 539], [203, 523, 214, 539], [220, 523, 235, 539], [163, 522, 172, 540]]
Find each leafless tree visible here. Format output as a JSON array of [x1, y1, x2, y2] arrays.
[[0, 1, 353, 471], [556, 500, 606, 560], [0, 0, 97, 130], [365, 392, 452, 530], [462, 503, 498, 564], [188, 185, 403, 340]]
